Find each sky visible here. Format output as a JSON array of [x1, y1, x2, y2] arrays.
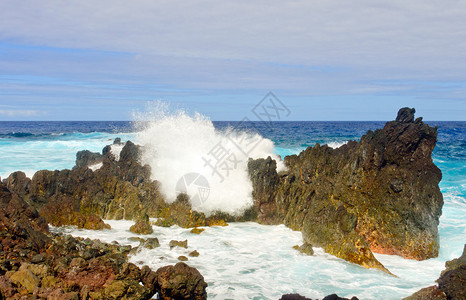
[[0, 0, 465, 121]]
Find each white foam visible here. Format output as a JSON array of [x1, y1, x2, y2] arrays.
[[327, 141, 348, 149], [134, 103, 285, 215], [88, 162, 103, 171], [110, 144, 125, 161], [61, 220, 453, 300]]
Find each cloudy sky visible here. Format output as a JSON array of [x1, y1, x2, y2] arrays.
[[1, 0, 465, 120]]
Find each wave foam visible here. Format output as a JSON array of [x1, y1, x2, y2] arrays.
[[134, 103, 285, 215]]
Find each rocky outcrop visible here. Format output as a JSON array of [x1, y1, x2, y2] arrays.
[[404, 244, 465, 299], [4, 140, 167, 228], [248, 108, 443, 272], [155, 262, 207, 300], [76, 150, 102, 168], [0, 181, 208, 300], [0, 182, 155, 299]]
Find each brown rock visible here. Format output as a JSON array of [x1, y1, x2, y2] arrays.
[[403, 286, 447, 300], [155, 262, 207, 300], [129, 220, 153, 235], [190, 227, 205, 234], [169, 240, 188, 249], [296, 243, 314, 255], [9, 269, 40, 293]]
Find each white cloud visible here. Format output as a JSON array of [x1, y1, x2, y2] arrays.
[[0, 109, 41, 117]]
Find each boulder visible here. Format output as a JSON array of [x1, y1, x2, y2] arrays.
[[130, 214, 153, 235], [76, 150, 103, 168], [142, 237, 160, 249], [190, 227, 205, 234], [9, 268, 40, 293], [296, 243, 314, 256], [155, 262, 207, 300], [403, 286, 447, 300], [4, 171, 30, 198], [169, 240, 188, 250]]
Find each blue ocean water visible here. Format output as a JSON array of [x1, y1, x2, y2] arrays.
[[1, 120, 465, 299]]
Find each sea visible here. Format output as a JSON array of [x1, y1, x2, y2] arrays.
[[0, 118, 465, 300]]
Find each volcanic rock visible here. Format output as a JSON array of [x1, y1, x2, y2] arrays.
[[155, 262, 207, 300], [76, 150, 103, 168], [169, 240, 188, 249], [248, 108, 443, 272], [130, 214, 153, 235]]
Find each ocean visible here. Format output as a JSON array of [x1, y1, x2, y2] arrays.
[[0, 119, 465, 299]]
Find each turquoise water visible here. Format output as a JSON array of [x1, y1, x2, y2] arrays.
[[1, 120, 465, 299]]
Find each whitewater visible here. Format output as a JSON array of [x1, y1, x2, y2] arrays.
[[0, 114, 465, 299]]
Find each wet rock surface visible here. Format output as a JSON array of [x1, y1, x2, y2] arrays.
[[129, 214, 154, 235], [155, 262, 207, 300], [248, 108, 443, 272]]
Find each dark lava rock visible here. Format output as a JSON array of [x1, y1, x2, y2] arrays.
[[76, 149, 103, 168], [130, 214, 153, 235], [248, 108, 442, 273], [169, 240, 188, 250], [296, 243, 314, 255], [437, 246, 466, 299], [403, 286, 447, 300], [248, 156, 280, 224], [142, 237, 160, 249], [280, 294, 312, 300], [0, 182, 50, 253], [322, 294, 359, 300], [4, 171, 30, 198], [396, 107, 416, 123], [155, 262, 207, 300]]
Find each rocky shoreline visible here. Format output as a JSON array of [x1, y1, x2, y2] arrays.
[[0, 107, 461, 299]]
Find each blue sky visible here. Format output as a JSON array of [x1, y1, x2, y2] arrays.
[[1, 1, 465, 121]]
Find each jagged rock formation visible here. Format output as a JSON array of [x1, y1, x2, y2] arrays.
[[4, 140, 166, 228], [404, 244, 465, 299], [248, 108, 443, 272]]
